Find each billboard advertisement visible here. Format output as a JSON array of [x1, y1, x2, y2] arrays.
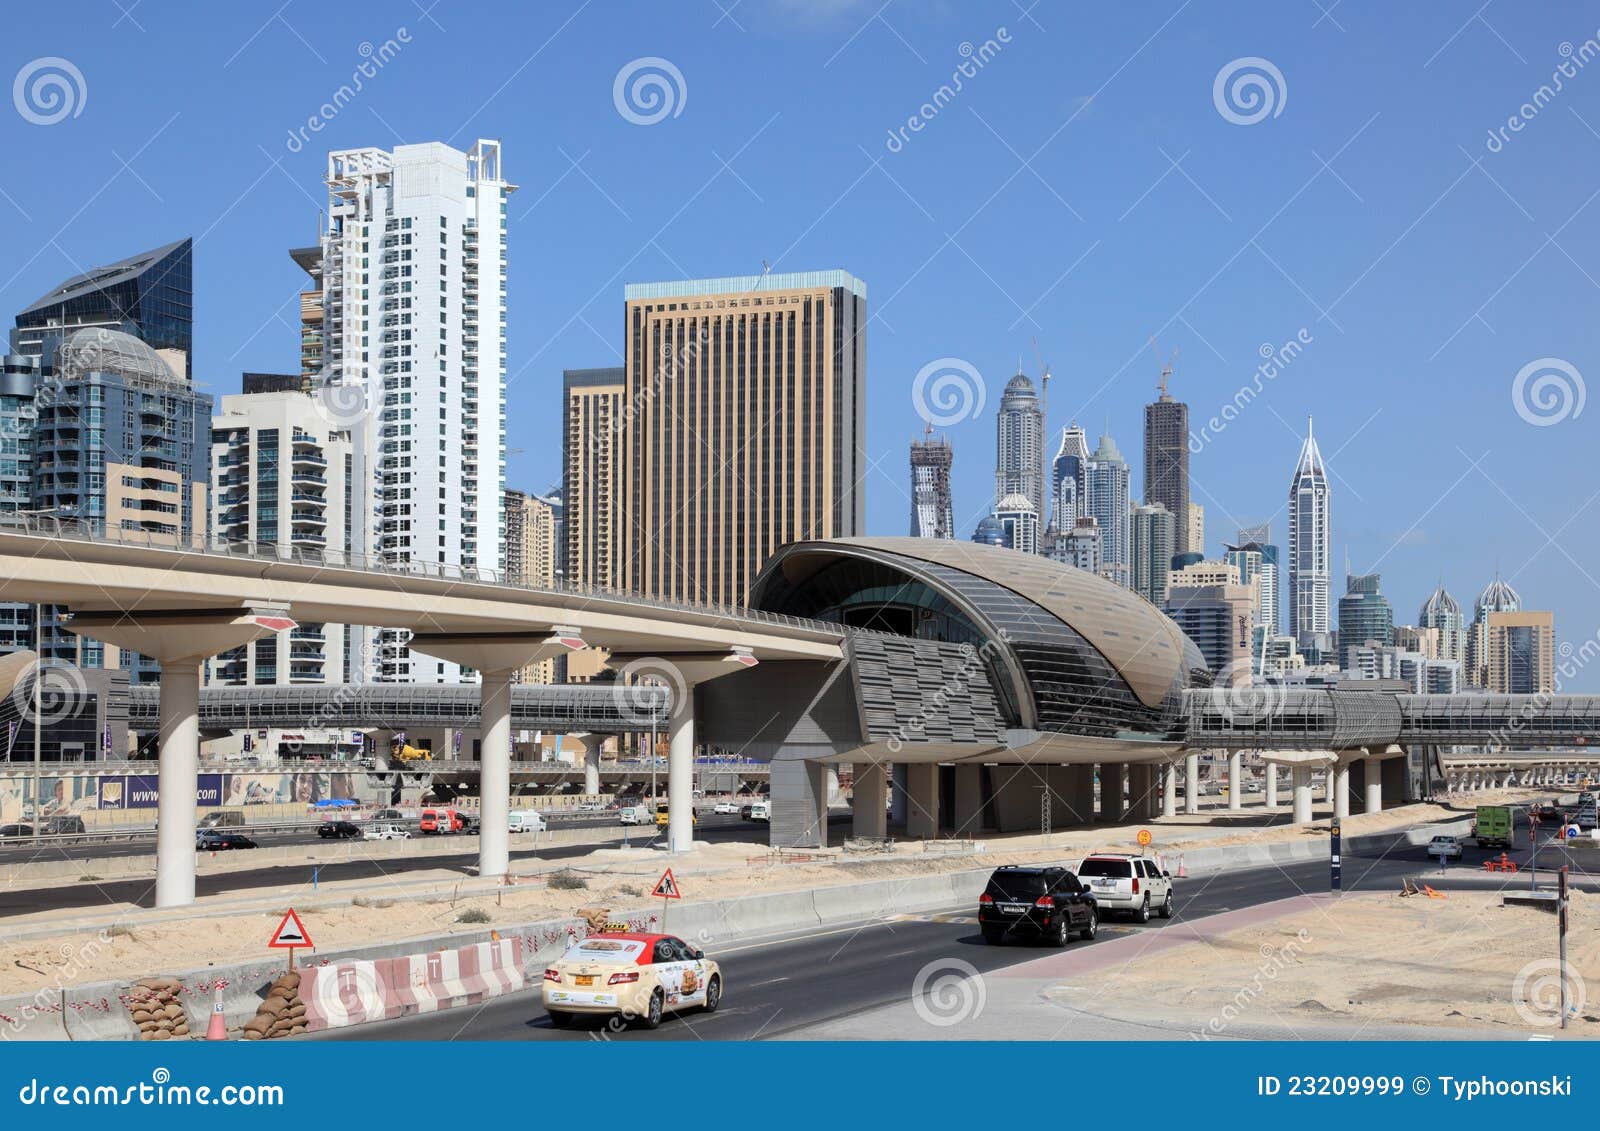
[[96, 774, 225, 810]]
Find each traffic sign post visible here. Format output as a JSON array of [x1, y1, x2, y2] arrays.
[[1529, 813, 1540, 891], [1330, 819, 1341, 892], [652, 868, 681, 931], [268, 908, 313, 971], [1559, 866, 1571, 1031], [1136, 828, 1152, 856]]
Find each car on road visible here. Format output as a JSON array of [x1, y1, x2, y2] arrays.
[[0, 823, 33, 840], [1076, 853, 1173, 922], [1427, 835, 1463, 861], [978, 865, 1098, 946], [747, 800, 770, 822], [739, 804, 754, 819], [1534, 804, 1567, 825], [618, 805, 650, 826], [712, 801, 739, 815], [419, 807, 460, 834], [508, 810, 547, 834], [575, 802, 604, 813], [317, 820, 361, 839], [654, 802, 698, 828], [362, 822, 410, 841], [1472, 805, 1514, 849], [543, 933, 722, 1030], [197, 831, 258, 850]]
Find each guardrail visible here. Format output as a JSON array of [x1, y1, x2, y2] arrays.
[[0, 513, 849, 640]]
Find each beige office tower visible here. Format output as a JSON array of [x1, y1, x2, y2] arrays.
[[563, 368, 625, 590], [502, 489, 559, 682], [620, 272, 866, 605], [1486, 610, 1555, 694]]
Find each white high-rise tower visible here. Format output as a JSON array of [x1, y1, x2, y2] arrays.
[[318, 141, 513, 682], [1287, 416, 1331, 650]]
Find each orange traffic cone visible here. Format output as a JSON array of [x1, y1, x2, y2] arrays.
[[1177, 854, 1188, 878], [205, 983, 227, 1041]]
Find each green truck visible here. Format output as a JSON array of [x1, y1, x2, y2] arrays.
[[1473, 805, 1514, 849]]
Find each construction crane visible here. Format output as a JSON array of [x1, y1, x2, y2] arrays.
[[1148, 335, 1179, 398]]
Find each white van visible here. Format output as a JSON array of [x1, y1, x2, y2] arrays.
[[618, 805, 650, 826], [749, 800, 770, 822], [508, 810, 547, 834]]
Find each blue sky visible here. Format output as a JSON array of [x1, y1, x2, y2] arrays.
[[5, 0, 1600, 684]]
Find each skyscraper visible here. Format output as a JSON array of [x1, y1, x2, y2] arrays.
[[0, 355, 38, 657], [995, 493, 1039, 555], [1287, 417, 1331, 650], [1487, 610, 1554, 694], [1130, 503, 1175, 606], [502, 489, 558, 682], [621, 271, 865, 604], [209, 389, 351, 686], [1165, 582, 1253, 684], [1085, 431, 1130, 586], [1418, 583, 1467, 668], [1235, 524, 1282, 634], [1186, 502, 1204, 558], [909, 431, 953, 539], [1466, 574, 1521, 687], [562, 367, 624, 590], [12, 237, 193, 381], [315, 141, 513, 682], [995, 368, 1043, 516], [1223, 542, 1271, 630], [1051, 422, 1090, 526], [1143, 371, 1189, 553], [1337, 572, 1394, 670], [32, 330, 211, 682]]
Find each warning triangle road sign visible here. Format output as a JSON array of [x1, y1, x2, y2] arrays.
[[651, 868, 681, 900], [268, 908, 314, 949]]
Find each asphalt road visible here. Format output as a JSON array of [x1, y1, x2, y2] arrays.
[[0, 811, 651, 866], [327, 825, 1558, 1043], [0, 814, 759, 916]]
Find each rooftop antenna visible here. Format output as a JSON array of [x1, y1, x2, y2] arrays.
[[1032, 337, 1051, 535]]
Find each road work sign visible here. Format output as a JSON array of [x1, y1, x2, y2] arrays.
[[652, 869, 681, 900]]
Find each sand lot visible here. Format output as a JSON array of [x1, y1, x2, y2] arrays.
[[1055, 889, 1599, 1036]]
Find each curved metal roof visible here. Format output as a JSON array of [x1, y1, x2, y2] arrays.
[[57, 328, 181, 387], [824, 537, 1192, 709]]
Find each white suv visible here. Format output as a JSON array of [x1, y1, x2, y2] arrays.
[[1076, 854, 1173, 922]]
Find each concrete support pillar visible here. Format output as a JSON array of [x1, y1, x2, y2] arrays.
[[667, 699, 696, 852], [905, 762, 940, 839], [1292, 767, 1314, 824], [476, 668, 514, 879], [1365, 756, 1383, 814], [1227, 751, 1243, 811], [890, 763, 908, 824], [952, 764, 984, 833], [1184, 752, 1200, 814], [583, 746, 601, 797], [1162, 761, 1178, 818], [1333, 760, 1350, 821], [852, 762, 887, 838], [1100, 762, 1126, 822], [1067, 763, 1095, 824], [1264, 761, 1278, 808], [155, 656, 202, 909], [1127, 763, 1154, 821]]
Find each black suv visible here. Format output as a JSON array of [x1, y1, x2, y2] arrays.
[[978, 865, 1097, 946], [317, 820, 361, 839]]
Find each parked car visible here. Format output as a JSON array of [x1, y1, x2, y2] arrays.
[[1427, 835, 1463, 861], [978, 865, 1098, 946], [197, 831, 258, 850], [362, 822, 411, 841], [317, 820, 361, 840], [1075, 854, 1173, 922], [713, 801, 739, 815]]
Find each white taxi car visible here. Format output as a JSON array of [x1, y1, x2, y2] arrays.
[[543, 933, 722, 1029]]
